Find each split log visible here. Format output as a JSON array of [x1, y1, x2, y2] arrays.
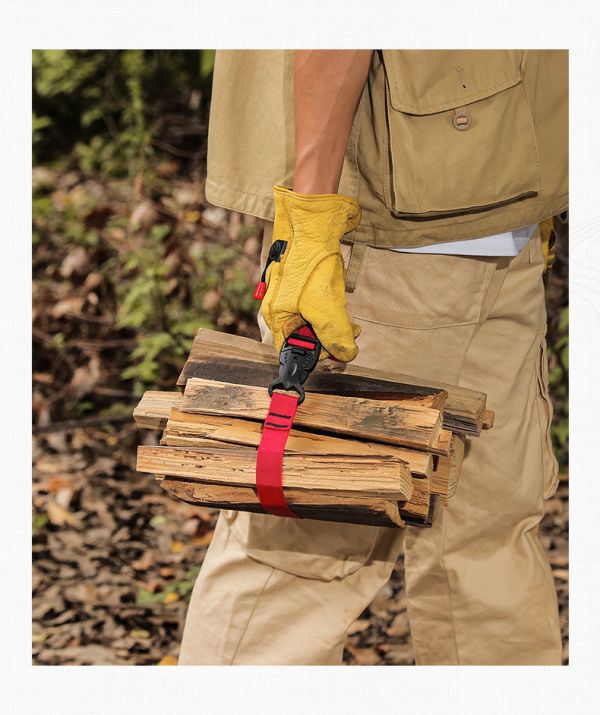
[[160, 478, 404, 528], [163, 408, 433, 477], [177, 356, 447, 410], [137, 445, 414, 501], [181, 378, 443, 450], [178, 328, 492, 435], [430, 435, 466, 505], [402, 475, 431, 519], [430, 428, 452, 456], [403, 495, 438, 527], [133, 391, 182, 430], [135, 397, 451, 502]]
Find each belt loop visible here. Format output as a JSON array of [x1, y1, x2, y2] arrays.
[[344, 241, 367, 294]]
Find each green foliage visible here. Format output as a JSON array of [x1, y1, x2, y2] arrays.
[[547, 306, 569, 466], [32, 49, 214, 174], [32, 511, 48, 536], [32, 50, 260, 411], [135, 566, 201, 605]]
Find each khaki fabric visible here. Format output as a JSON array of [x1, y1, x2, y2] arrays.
[[206, 50, 568, 248], [178, 224, 561, 666]]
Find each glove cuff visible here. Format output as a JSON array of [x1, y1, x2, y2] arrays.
[[272, 185, 361, 237]]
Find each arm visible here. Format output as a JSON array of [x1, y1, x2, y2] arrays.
[[260, 51, 373, 362], [293, 51, 373, 194]]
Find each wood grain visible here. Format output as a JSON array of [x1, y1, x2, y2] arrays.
[[137, 445, 413, 501], [178, 328, 491, 435], [160, 478, 404, 528], [177, 356, 448, 410], [133, 391, 182, 429], [181, 378, 443, 450], [164, 408, 433, 477]]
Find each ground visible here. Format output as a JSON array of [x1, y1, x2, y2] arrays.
[[32, 422, 569, 665]]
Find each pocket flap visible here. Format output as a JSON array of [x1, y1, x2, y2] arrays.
[[228, 510, 379, 582], [382, 50, 526, 115]]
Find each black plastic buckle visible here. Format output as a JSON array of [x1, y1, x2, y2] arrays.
[[268, 325, 321, 404]]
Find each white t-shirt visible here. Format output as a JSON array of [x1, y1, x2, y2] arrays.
[[391, 224, 537, 257]]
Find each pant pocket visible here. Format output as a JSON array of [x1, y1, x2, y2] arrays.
[[536, 337, 559, 498], [350, 246, 498, 329], [226, 509, 379, 582]]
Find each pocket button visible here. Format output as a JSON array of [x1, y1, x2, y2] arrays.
[[452, 111, 471, 130]]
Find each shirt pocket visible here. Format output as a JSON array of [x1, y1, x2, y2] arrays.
[[224, 508, 379, 582], [379, 50, 541, 218], [536, 337, 560, 499]]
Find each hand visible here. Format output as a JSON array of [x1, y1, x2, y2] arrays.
[[259, 185, 362, 362]]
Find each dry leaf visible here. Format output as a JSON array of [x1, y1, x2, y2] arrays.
[[192, 530, 214, 547], [157, 655, 178, 666], [46, 501, 81, 528], [347, 619, 371, 636], [131, 551, 154, 572]]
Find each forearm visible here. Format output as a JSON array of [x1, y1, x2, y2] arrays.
[[293, 50, 373, 195]]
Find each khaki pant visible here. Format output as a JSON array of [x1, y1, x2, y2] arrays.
[[179, 224, 561, 665]]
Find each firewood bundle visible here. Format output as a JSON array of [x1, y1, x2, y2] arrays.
[[134, 329, 494, 528]]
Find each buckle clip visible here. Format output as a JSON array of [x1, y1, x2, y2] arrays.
[[268, 325, 321, 404]]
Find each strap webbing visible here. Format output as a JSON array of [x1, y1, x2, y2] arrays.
[[255, 391, 301, 518]]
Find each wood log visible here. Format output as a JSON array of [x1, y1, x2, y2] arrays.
[[136, 398, 451, 503], [163, 408, 433, 477], [448, 435, 465, 502], [403, 494, 438, 527], [178, 328, 492, 435], [181, 378, 443, 450], [482, 410, 495, 429], [430, 435, 466, 506], [177, 355, 447, 410], [160, 478, 404, 528], [161, 418, 448, 513], [430, 428, 452, 456], [133, 391, 183, 429], [402, 475, 430, 519], [137, 445, 414, 501]]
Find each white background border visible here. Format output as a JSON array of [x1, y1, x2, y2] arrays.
[[2, 1, 599, 713]]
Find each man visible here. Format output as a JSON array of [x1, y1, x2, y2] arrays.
[[178, 50, 568, 665]]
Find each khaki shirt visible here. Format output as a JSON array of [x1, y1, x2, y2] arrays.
[[206, 50, 568, 248]]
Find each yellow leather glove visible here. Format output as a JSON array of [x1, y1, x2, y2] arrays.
[[259, 185, 362, 362]]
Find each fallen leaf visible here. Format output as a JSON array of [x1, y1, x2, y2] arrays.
[[130, 629, 151, 640], [46, 501, 81, 528], [158, 655, 178, 665], [379, 641, 415, 664], [191, 530, 214, 547], [386, 610, 410, 639], [60, 246, 89, 278], [346, 644, 381, 666], [131, 551, 154, 572], [347, 619, 371, 636]]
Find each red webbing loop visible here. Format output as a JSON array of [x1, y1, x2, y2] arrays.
[[256, 391, 301, 518], [296, 324, 315, 339]]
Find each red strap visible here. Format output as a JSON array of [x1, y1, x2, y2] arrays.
[[296, 324, 316, 339], [255, 391, 301, 518]]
